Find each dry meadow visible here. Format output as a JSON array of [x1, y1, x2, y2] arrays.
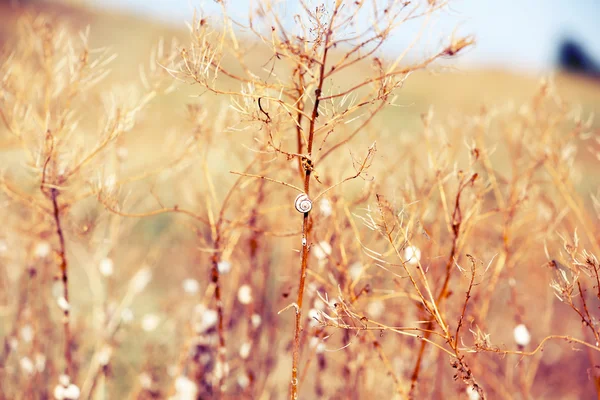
[[1, 1, 600, 399]]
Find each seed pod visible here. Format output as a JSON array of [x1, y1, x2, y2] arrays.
[[294, 193, 312, 213]]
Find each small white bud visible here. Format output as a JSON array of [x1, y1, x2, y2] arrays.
[[59, 374, 70, 386], [319, 198, 332, 217], [20, 356, 34, 375], [175, 375, 198, 397], [130, 267, 152, 293], [139, 372, 152, 389], [466, 386, 481, 400], [194, 307, 218, 333], [63, 384, 80, 399], [513, 324, 531, 346], [237, 372, 250, 389], [348, 262, 363, 281], [98, 346, 112, 366], [182, 278, 200, 294], [308, 308, 320, 327], [35, 242, 51, 259], [251, 313, 262, 328], [366, 300, 385, 319], [141, 314, 160, 332], [121, 308, 134, 323], [313, 241, 332, 261], [404, 246, 421, 265], [99, 258, 114, 277], [52, 282, 62, 299], [239, 342, 251, 359], [213, 360, 229, 380], [57, 297, 70, 311], [54, 385, 66, 400], [20, 324, 34, 343], [237, 285, 253, 305], [217, 260, 232, 274]]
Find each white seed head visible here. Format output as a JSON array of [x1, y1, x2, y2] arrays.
[[139, 372, 153, 389], [404, 245, 421, 265], [54, 385, 66, 400], [175, 375, 198, 398], [313, 298, 326, 311], [98, 346, 112, 366], [130, 267, 152, 293], [194, 306, 218, 333], [182, 278, 200, 294], [121, 308, 134, 323], [20, 356, 34, 375], [309, 337, 326, 353], [513, 324, 531, 346], [141, 314, 160, 332], [217, 260, 232, 274], [348, 261, 363, 281], [237, 285, 253, 305], [309, 337, 320, 349], [319, 198, 332, 217], [466, 386, 481, 400], [213, 361, 229, 380], [52, 282, 62, 299], [99, 257, 114, 277], [308, 308, 320, 327], [237, 372, 250, 389], [239, 342, 252, 359], [63, 384, 80, 399], [57, 297, 70, 312], [59, 374, 70, 386], [35, 241, 51, 258], [20, 324, 34, 343], [366, 300, 385, 319], [251, 313, 262, 328], [313, 241, 332, 261]]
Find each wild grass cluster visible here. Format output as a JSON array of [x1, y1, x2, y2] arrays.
[[1, 1, 600, 399]]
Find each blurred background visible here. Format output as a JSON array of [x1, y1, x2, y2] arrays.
[[3, 0, 600, 75], [2, 0, 599, 127], [74, 0, 600, 75]]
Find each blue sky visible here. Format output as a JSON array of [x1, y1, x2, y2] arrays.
[[94, 0, 600, 74]]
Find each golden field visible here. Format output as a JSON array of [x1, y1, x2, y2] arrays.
[[1, 1, 600, 399]]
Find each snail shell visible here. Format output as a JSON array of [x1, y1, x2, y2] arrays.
[[294, 193, 312, 213]]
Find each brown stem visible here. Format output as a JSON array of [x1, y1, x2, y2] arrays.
[[50, 188, 73, 378], [210, 237, 226, 396], [409, 174, 476, 396], [290, 6, 339, 399]]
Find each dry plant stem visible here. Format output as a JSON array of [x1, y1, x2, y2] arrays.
[[210, 233, 226, 394], [409, 176, 474, 395], [49, 187, 73, 377], [290, 6, 338, 399]]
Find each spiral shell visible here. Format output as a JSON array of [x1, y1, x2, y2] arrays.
[[294, 193, 312, 213]]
